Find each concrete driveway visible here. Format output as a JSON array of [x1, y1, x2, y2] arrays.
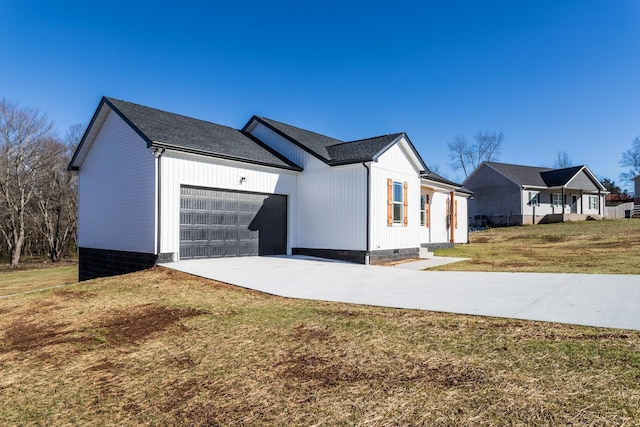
[[165, 256, 640, 331]]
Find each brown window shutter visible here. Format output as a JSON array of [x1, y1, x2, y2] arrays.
[[454, 200, 459, 229], [426, 195, 430, 228], [387, 178, 393, 226], [403, 181, 408, 226]]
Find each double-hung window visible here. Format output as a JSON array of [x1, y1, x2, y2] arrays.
[[393, 181, 404, 224], [387, 179, 408, 226], [589, 196, 599, 210], [420, 194, 427, 226], [552, 193, 563, 207], [528, 191, 540, 206]]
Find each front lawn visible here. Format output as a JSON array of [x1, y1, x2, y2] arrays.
[[433, 219, 640, 273], [1, 267, 639, 425]]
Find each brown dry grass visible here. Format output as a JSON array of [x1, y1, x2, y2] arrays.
[[433, 219, 640, 273], [1, 267, 640, 425]]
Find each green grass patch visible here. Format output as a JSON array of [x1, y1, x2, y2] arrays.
[[433, 219, 640, 273], [1, 267, 639, 425], [0, 265, 78, 296]]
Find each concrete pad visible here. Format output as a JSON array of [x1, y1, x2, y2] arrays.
[[164, 256, 640, 331]]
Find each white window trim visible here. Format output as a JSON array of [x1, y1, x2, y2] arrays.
[[552, 193, 563, 207], [392, 181, 403, 224], [528, 191, 540, 207], [420, 194, 427, 227]]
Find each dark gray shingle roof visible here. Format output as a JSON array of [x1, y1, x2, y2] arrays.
[[540, 166, 584, 187], [253, 117, 426, 169], [485, 162, 553, 187], [485, 162, 601, 189], [105, 98, 301, 171], [326, 134, 402, 165]]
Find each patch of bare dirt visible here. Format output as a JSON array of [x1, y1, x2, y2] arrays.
[[2, 321, 94, 352], [2, 303, 207, 353], [100, 304, 207, 346]]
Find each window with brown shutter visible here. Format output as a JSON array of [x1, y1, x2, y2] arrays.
[[389, 180, 405, 226]]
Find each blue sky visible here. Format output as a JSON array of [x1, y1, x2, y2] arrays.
[[2, 0, 639, 187]]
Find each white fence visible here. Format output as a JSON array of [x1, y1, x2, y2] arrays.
[[605, 202, 635, 219]]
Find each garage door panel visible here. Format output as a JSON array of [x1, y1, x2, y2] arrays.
[[180, 186, 286, 259]]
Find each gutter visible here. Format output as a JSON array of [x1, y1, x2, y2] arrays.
[[362, 162, 371, 265]]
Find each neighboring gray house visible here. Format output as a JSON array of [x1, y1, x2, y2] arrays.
[[69, 97, 471, 280], [464, 162, 607, 226]]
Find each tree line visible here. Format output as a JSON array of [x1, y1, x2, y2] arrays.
[[0, 98, 80, 268]]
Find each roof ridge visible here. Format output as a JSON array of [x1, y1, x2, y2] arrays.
[[344, 132, 404, 145], [107, 97, 242, 133], [258, 116, 344, 143], [487, 161, 553, 171]]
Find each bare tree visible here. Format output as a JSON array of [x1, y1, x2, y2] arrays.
[[0, 98, 55, 268], [448, 129, 504, 178], [447, 135, 472, 178], [553, 150, 573, 169], [32, 137, 78, 262], [620, 135, 640, 183]]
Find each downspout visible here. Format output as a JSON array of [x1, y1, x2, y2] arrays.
[[154, 147, 165, 262], [362, 162, 371, 265]]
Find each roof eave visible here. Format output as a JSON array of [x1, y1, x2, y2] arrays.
[[150, 142, 303, 172]]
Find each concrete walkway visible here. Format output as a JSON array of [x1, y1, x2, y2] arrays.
[[164, 256, 640, 331]]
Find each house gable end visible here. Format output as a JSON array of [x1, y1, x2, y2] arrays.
[[244, 116, 339, 164], [69, 97, 151, 170], [564, 167, 605, 191]]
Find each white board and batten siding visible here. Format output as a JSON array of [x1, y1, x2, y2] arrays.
[[296, 165, 367, 250], [370, 142, 422, 251], [159, 151, 298, 259], [250, 121, 368, 251], [77, 110, 157, 254], [249, 122, 327, 171], [453, 193, 469, 243]]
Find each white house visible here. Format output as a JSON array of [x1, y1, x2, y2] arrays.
[[69, 97, 471, 280]]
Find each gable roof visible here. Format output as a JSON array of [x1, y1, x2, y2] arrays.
[[540, 166, 584, 187], [69, 98, 302, 171], [477, 162, 605, 191], [247, 116, 427, 171], [326, 133, 404, 165]]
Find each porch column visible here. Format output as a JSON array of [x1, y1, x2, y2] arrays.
[[449, 191, 455, 243]]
